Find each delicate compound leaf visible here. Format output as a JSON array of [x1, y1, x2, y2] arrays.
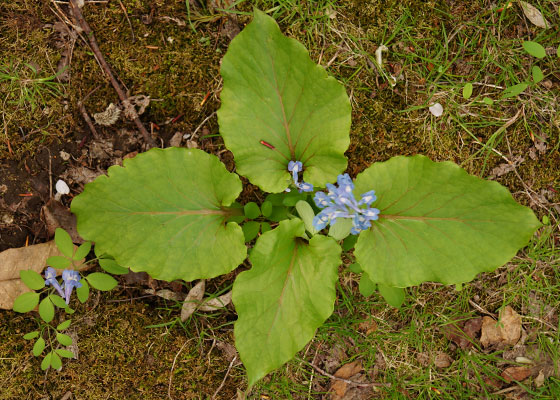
[[260, 222, 272, 233], [532, 66, 544, 84], [56, 320, 71, 331], [462, 82, 473, 99], [354, 156, 541, 288], [19, 270, 45, 291], [522, 41, 546, 58], [13, 292, 40, 313], [342, 234, 358, 251], [71, 148, 247, 282], [218, 10, 351, 193], [73, 241, 91, 261], [378, 284, 405, 308], [244, 202, 261, 219], [242, 221, 261, 242], [23, 331, 39, 340], [56, 349, 74, 358], [282, 192, 307, 207], [39, 297, 55, 323], [358, 273, 376, 297], [50, 351, 62, 370], [233, 219, 341, 386], [33, 337, 46, 357], [56, 332, 73, 346], [49, 294, 67, 309], [76, 279, 89, 303], [347, 262, 363, 273], [54, 228, 74, 258], [41, 352, 52, 370], [46, 256, 71, 269], [85, 273, 117, 291], [98, 259, 128, 275], [502, 83, 528, 99]]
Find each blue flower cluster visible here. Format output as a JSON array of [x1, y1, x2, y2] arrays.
[[45, 267, 82, 304], [312, 174, 380, 235], [287, 161, 313, 193]]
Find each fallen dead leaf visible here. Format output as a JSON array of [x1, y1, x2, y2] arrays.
[[434, 352, 453, 368], [480, 306, 522, 349], [501, 366, 532, 383], [488, 156, 525, 179], [534, 369, 545, 387], [216, 340, 237, 362], [143, 288, 183, 302], [169, 131, 183, 147], [442, 317, 481, 349], [416, 352, 429, 367], [41, 199, 83, 243], [180, 280, 205, 321], [358, 319, 378, 335], [199, 291, 232, 311], [330, 360, 363, 399], [0, 241, 62, 309], [519, 1, 550, 29]]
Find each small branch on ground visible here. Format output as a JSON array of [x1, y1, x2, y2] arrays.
[[68, 0, 156, 148]]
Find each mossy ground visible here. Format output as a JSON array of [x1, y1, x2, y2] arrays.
[[1, 0, 559, 399]]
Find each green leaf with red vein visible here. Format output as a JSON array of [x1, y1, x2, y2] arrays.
[[218, 10, 351, 193], [233, 219, 341, 386], [71, 148, 246, 282], [354, 155, 540, 288]]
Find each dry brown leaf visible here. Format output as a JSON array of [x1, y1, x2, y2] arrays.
[[199, 291, 232, 311], [434, 352, 453, 368], [143, 288, 184, 302], [442, 317, 481, 349], [180, 280, 205, 321], [480, 306, 522, 348], [41, 199, 83, 243], [330, 361, 363, 399], [0, 241, 62, 309], [358, 319, 378, 335], [518, 1, 550, 29], [534, 370, 545, 387], [169, 131, 183, 147], [416, 352, 429, 367], [501, 366, 532, 383]]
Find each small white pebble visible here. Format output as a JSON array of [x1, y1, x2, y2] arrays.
[[515, 357, 533, 364], [429, 102, 444, 117], [55, 180, 70, 195]]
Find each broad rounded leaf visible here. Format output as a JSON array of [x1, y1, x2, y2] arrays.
[[71, 148, 247, 282], [242, 221, 261, 242], [218, 10, 351, 192], [462, 82, 473, 99], [39, 297, 55, 323], [243, 202, 261, 219], [532, 66, 544, 84], [233, 219, 341, 386], [13, 292, 40, 313], [19, 270, 45, 291], [85, 273, 117, 291], [47, 256, 71, 269], [358, 273, 376, 297], [354, 156, 540, 287]]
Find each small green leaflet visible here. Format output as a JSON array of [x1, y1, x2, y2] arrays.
[[244, 202, 261, 219], [41, 352, 52, 370], [39, 297, 55, 323], [502, 83, 528, 99], [57, 320, 71, 331], [358, 273, 376, 297], [33, 337, 46, 356], [532, 66, 544, 84], [56, 333, 73, 346], [233, 219, 341, 386], [20, 270, 45, 290], [462, 83, 473, 99], [76, 279, 90, 303], [378, 284, 405, 308], [13, 292, 40, 313], [86, 273, 117, 291], [522, 41, 546, 59]]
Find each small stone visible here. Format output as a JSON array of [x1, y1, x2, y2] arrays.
[[55, 180, 70, 195], [429, 103, 444, 117], [59, 151, 71, 161]]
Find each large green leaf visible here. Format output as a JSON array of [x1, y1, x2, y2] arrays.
[[233, 219, 341, 386], [354, 155, 540, 287], [71, 148, 247, 282], [218, 10, 351, 192]]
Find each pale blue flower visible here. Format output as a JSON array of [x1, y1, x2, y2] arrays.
[[44, 267, 64, 298], [312, 174, 380, 235], [62, 270, 82, 304], [287, 160, 314, 193]]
